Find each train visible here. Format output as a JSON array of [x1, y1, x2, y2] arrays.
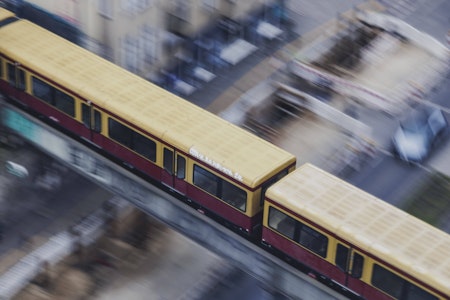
[[0, 8, 449, 300]]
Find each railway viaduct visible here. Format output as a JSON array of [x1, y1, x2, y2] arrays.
[[0, 101, 349, 299]]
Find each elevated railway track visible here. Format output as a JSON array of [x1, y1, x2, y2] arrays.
[[0, 99, 348, 300]]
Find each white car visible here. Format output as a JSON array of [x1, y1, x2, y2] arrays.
[[392, 106, 448, 163]]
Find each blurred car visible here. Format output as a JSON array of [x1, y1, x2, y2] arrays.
[[392, 106, 448, 163]]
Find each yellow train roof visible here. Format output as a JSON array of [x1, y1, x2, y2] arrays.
[[266, 163, 450, 295], [0, 17, 296, 187], [0, 8, 14, 21]]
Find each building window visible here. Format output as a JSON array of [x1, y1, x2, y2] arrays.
[[98, 0, 113, 19], [202, 0, 216, 12], [122, 0, 152, 15], [172, 0, 190, 21], [142, 25, 158, 64], [123, 35, 138, 73]]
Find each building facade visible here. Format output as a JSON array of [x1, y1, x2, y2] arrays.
[[21, 0, 270, 80]]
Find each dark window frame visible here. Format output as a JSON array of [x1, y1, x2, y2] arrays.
[[7, 62, 15, 86], [54, 89, 75, 117], [371, 264, 437, 300], [108, 118, 156, 162], [350, 252, 364, 278], [93, 109, 102, 132], [176, 155, 186, 179], [7, 62, 26, 91], [163, 148, 174, 173], [82, 103, 90, 127], [32, 76, 75, 117], [193, 164, 247, 211], [335, 244, 349, 272], [268, 206, 328, 258], [371, 264, 404, 299], [82, 103, 102, 133]]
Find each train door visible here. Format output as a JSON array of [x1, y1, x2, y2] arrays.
[[6, 61, 25, 100], [81, 102, 102, 145], [161, 146, 187, 195], [335, 243, 366, 295]]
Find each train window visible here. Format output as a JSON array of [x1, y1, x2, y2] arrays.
[[268, 207, 295, 240], [298, 224, 328, 258], [193, 165, 218, 196], [108, 118, 156, 161], [82, 105, 102, 132], [108, 118, 133, 148], [193, 165, 246, 210], [133, 131, 156, 161], [405, 282, 437, 300], [163, 148, 173, 173], [221, 180, 247, 211], [32, 77, 52, 103], [372, 264, 403, 299], [350, 252, 364, 278], [82, 103, 90, 127], [93, 110, 102, 132], [6, 63, 25, 90], [7, 63, 14, 86], [335, 244, 349, 271], [54, 89, 75, 117], [32, 77, 74, 117], [176, 155, 186, 179], [18, 69, 25, 90]]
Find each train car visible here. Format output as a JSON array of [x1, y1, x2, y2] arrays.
[[0, 8, 296, 236], [262, 163, 450, 300]]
